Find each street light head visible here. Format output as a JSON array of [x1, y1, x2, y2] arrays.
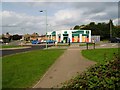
[[40, 11, 43, 12]]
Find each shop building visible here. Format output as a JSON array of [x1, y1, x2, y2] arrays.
[[47, 30, 91, 43]]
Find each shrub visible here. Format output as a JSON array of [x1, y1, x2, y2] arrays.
[[62, 53, 120, 89]]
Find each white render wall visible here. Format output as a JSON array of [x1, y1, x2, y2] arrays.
[[47, 30, 91, 43], [89, 30, 91, 42]]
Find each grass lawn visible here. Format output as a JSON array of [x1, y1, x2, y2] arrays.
[[57, 43, 69, 46], [1, 45, 24, 49], [82, 48, 119, 64], [2, 49, 65, 88], [79, 43, 99, 46]]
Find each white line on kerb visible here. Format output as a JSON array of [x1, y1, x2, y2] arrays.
[[100, 44, 106, 46], [112, 44, 117, 46]]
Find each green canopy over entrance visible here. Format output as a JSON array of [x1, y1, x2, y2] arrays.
[[72, 30, 84, 34], [51, 31, 56, 36]]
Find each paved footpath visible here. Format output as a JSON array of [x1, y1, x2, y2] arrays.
[[33, 47, 96, 88]]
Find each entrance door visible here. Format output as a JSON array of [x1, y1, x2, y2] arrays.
[[63, 34, 68, 43], [63, 37, 68, 43]]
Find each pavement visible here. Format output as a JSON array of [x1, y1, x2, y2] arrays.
[[33, 45, 96, 88]]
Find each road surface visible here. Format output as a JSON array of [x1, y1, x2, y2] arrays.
[[1, 44, 53, 57]]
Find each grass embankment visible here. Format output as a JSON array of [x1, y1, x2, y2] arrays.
[[81, 48, 118, 64], [57, 43, 69, 46], [2, 49, 65, 88], [79, 43, 100, 46], [62, 48, 120, 89]]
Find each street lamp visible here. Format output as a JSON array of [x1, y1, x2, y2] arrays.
[[109, 19, 112, 39], [40, 10, 48, 49]]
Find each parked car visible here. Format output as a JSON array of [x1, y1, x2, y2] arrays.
[[31, 40, 41, 44], [109, 37, 120, 43], [46, 40, 56, 44]]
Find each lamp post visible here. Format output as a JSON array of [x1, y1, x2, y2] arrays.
[[109, 19, 112, 39], [40, 10, 47, 49]]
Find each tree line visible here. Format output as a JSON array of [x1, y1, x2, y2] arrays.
[[73, 20, 120, 40]]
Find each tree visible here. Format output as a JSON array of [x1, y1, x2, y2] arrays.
[[31, 32, 39, 38], [79, 21, 110, 40], [80, 25, 85, 29], [24, 34, 30, 41], [89, 22, 95, 26], [73, 25, 80, 30], [12, 34, 22, 40], [112, 26, 120, 38], [73, 20, 118, 40], [5, 32, 11, 38], [1, 34, 5, 38]]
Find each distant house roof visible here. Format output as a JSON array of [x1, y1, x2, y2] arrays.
[[39, 35, 46, 37]]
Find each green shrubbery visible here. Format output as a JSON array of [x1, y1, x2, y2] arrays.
[[62, 53, 120, 89]]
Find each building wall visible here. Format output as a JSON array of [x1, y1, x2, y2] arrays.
[[91, 35, 100, 43], [47, 30, 91, 43]]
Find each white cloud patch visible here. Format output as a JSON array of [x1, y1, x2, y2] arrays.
[[88, 12, 107, 20], [2, 10, 47, 34], [2, 0, 120, 2], [55, 10, 73, 20], [113, 18, 119, 25], [53, 9, 85, 27], [1, 2, 119, 35]]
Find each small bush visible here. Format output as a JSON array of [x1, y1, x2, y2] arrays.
[[62, 53, 120, 89]]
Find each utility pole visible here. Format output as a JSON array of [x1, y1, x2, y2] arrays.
[[110, 19, 112, 39], [40, 10, 48, 49]]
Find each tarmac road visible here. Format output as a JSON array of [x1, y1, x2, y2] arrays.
[[1, 44, 53, 57], [1, 43, 119, 57]]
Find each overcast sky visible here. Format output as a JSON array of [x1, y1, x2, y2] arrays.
[[1, 0, 119, 35]]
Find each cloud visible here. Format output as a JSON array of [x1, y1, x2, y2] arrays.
[[2, 0, 120, 2], [54, 9, 78, 22], [2, 10, 47, 34], [52, 2, 118, 26], [1, 2, 119, 35]]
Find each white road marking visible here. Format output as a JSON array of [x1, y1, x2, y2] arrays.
[[112, 44, 117, 46], [100, 44, 107, 46]]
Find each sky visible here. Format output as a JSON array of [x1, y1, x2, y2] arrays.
[[0, 0, 120, 35]]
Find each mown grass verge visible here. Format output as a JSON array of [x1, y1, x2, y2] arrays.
[[2, 49, 65, 88], [81, 48, 118, 64], [57, 43, 69, 46], [79, 43, 99, 46]]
